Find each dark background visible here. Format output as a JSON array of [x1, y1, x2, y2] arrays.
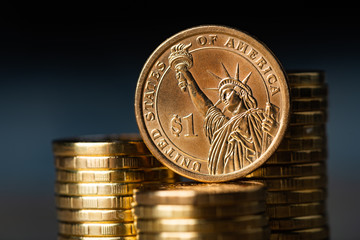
[[0, 3, 359, 239]]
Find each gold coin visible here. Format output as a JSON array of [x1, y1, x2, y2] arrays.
[[133, 182, 265, 206], [246, 175, 327, 191], [55, 182, 143, 196], [56, 168, 176, 183], [290, 111, 327, 125], [277, 137, 326, 151], [55, 156, 163, 170], [53, 134, 150, 156], [285, 124, 326, 138], [269, 215, 327, 231], [133, 202, 266, 219], [266, 149, 327, 165], [57, 209, 134, 222], [266, 189, 327, 204], [270, 227, 329, 240], [291, 98, 327, 112], [56, 195, 133, 209], [58, 222, 136, 237], [287, 71, 325, 86], [137, 228, 270, 240], [266, 202, 326, 218], [290, 85, 327, 99], [246, 162, 326, 178], [58, 236, 136, 240], [135, 25, 290, 182], [135, 215, 268, 233]]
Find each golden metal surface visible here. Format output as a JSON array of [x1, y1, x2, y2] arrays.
[[133, 182, 265, 206], [55, 156, 163, 170], [135, 25, 290, 182], [291, 98, 327, 112], [135, 215, 268, 232], [246, 162, 326, 178], [290, 111, 327, 125], [290, 85, 327, 99], [269, 214, 327, 231], [285, 124, 326, 138], [246, 175, 327, 191], [53, 134, 150, 156], [137, 228, 270, 240], [56, 195, 134, 209], [287, 71, 325, 86], [57, 209, 134, 222], [58, 222, 136, 237], [133, 203, 266, 219], [277, 137, 326, 151], [266, 202, 326, 218], [266, 189, 327, 204], [270, 227, 329, 240], [58, 236, 136, 240], [266, 149, 327, 165], [56, 168, 175, 183]]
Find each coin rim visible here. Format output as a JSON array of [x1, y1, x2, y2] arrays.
[[134, 25, 290, 182]]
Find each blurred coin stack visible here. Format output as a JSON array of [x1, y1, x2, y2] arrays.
[[133, 182, 270, 240], [245, 71, 329, 239], [52, 134, 178, 240]]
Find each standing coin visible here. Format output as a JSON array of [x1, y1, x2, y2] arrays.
[[135, 25, 290, 182]]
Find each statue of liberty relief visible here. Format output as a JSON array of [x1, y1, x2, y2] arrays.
[[168, 43, 280, 175]]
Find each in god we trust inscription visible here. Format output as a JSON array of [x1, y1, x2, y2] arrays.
[[135, 25, 290, 182]]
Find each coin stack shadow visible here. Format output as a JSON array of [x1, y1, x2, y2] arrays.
[[133, 182, 270, 240], [52, 134, 178, 239], [244, 71, 329, 239]]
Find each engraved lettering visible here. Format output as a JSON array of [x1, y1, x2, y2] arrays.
[[165, 147, 176, 158], [145, 112, 155, 121], [197, 36, 207, 45], [256, 57, 267, 70], [248, 49, 258, 60], [262, 66, 272, 75], [151, 129, 162, 140], [191, 161, 201, 172], [144, 90, 155, 100], [180, 157, 191, 168], [157, 138, 169, 151], [143, 101, 153, 110], [270, 85, 280, 96], [156, 61, 166, 72], [235, 41, 248, 53], [151, 71, 160, 80], [209, 35, 217, 45], [267, 74, 278, 84], [224, 37, 235, 48]]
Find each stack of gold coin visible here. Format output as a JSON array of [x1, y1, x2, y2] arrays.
[[133, 182, 270, 240], [52, 134, 178, 240], [244, 71, 329, 239]]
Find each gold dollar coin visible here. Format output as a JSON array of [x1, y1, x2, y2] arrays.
[[290, 111, 327, 125], [270, 227, 329, 240], [246, 162, 326, 178], [133, 182, 265, 206], [287, 71, 325, 86], [55, 155, 162, 170], [137, 228, 270, 240], [285, 124, 326, 138], [135, 215, 268, 233], [269, 214, 327, 231], [247, 175, 327, 191], [58, 236, 136, 240], [53, 134, 150, 157], [290, 85, 327, 99], [56, 168, 175, 183], [277, 137, 326, 151], [56, 195, 133, 209], [291, 98, 327, 112], [135, 25, 290, 182], [266, 149, 327, 165], [266, 189, 327, 204], [133, 202, 266, 219], [266, 202, 326, 218], [58, 222, 136, 236], [57, 209, 134, 222]]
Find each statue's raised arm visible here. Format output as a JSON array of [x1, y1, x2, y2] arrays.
[[168, 43, 213, 117]]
